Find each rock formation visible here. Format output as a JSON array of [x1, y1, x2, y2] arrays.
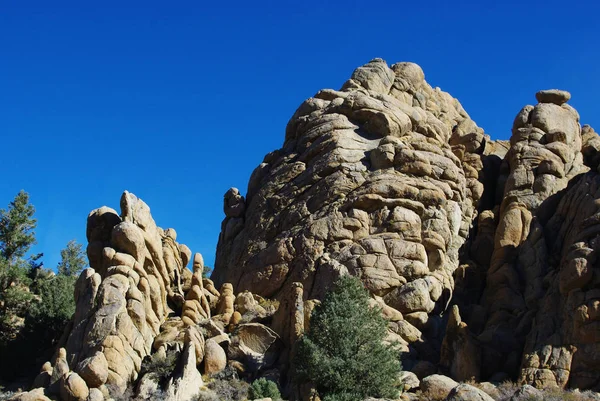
[[14, 192, 283, 401], [213, 57, 506, 370], [213, 59, 600, 391], [11, 58, 600, 400]]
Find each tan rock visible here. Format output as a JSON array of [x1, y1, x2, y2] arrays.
[[165, 342, 204, 401], [182, 253, 211, 326], [212, 59, 490, 364], [420, 374, 458, 399], [535, 89, 571, 105], [446, 384, 494, 401], [214, 283, 235, 325], [60, 372, 89, 401], [76, 351, 108, 388], [440, 306, 480, 382], [8, 388, 52, 401], [228, 323, 281, 372], [398, 371, 419, 391], [203, 339, 226, 375]]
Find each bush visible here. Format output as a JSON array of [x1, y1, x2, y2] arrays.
[[294, 275, 402, 401], [206, 366, 249, 401], [141, 352, 179, 384], [249, 378, 281, 400]]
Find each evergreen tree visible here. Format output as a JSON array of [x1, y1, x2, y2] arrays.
[[57, 239, 86, 277], [294, 276, 403, 401], [0, 191, 42, 379], [0, 194, 82, 381], [0, 191, 38, 345], [0, 190, 37, 262]]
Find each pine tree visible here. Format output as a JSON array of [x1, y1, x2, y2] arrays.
[[57, 239, 87, 277], [0, 193, 80, 380], [294, 276, 403, 401], [0, 190, 37, 262], [0, 191, 38, 350]]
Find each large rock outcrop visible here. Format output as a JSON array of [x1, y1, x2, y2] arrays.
[[213, 59, 600, 391], [213, 58, 508, 366], [16, 193, 283, 400], [12, 58, 600, 398]]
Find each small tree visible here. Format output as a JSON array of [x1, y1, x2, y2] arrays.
[[0, 191, 38, 345], [0, 190, 37, 262], [57, 240, 87, 277], [0, 191, 42, 380], [294, 275, 402, 401]]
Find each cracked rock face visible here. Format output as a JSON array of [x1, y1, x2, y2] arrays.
[[213, 59, 600, 390], [213, 58, 504, 355], [517, 172, 600, 389], [61, 192, 194, 396], [18, 192, 292, 401], [15, 59, 600, 397]]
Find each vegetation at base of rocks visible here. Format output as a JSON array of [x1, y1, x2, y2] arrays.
[[140, 352, 179, 385], [109, 386, 173, 401], [249, 377, 282, 400], [492, 382, 600, 401], [195, 390, 221, 401], [0, 191, 85, 383], [205, 366, 250, 401], [417, 379, 600, 401], [0, 387, 15, 401], [294, 275, 403, 401]]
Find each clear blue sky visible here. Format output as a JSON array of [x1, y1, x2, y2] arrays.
[[1, 1, 598, 271]]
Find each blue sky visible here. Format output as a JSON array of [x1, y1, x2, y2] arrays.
[[1, 1, 598, 271]]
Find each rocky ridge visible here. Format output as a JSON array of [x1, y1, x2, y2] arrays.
[[11, 192, 292, 401], [214, 59, 600, 391], [10, 58, 600, 400]]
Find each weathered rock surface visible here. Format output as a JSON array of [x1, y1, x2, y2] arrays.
[[12, 60, 600, 399], [164, 342, 203, 401], [420, 374, 458, 399], [203, 339, 227, 375], [398, 371, 419, 391], [14, 192, 285, 400], [214, 58, 502, 368], [446, 384, 495, 401], [212, 59, 600, 392]]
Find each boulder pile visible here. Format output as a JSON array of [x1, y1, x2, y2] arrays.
[[12, 192, 291, 401], [11, 58, 600, 399], [213, 59, 600, 392]]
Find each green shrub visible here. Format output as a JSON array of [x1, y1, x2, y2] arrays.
[[206, 366, 249, 401], [294, 275, 402, 401], [249, 378, 281, 400], [141, 352, 179, 384]]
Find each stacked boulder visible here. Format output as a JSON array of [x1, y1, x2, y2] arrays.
[[12, 192, 285, 401], [213, 58, 509, 369], [213, 59, 600, 391], [11, 59, 600, 398]]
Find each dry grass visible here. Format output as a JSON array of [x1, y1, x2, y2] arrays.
[[411, 379, 599, 401], [494, 381, 516, 399], [474, 380, 598, 401]]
